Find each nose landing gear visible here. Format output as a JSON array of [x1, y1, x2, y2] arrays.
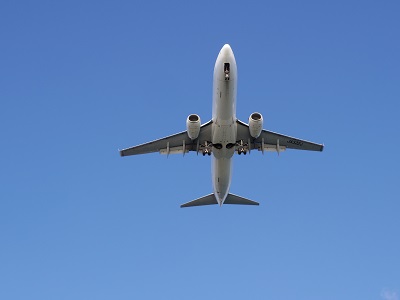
[[224, 63, 230, 81]]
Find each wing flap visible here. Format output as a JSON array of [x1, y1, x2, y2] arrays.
[[159, 145, 190, 155]]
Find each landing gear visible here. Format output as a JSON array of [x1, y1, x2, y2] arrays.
[[236, 140, 248, 155], [237, 148, 247, 155], [202, 149, 211, 156], [224, 63, 230, 81], [201, 141, 212, 156]]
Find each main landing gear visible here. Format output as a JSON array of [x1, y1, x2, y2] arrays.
[[237, 140, 248, 155], [202, 141, 212, 156], [203, 149, 211, 156]]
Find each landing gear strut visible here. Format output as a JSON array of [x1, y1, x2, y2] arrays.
[[202, 141, 212, 156], [237, 140, 248, 155]]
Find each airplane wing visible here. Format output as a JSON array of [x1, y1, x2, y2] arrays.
[[120, 120, 213, 156], [236, 119, 324, 152]]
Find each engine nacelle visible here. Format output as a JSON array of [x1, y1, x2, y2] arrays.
[[249, 112, 263, 138], [186, 114, 201, 140]]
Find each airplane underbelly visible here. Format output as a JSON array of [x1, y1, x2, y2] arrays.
[[212, 123, 236, 159], [212, 157, 232, 203], [213, 81, 236, 119]]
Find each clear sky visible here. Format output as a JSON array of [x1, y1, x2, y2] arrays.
[[1, 1, 399, 299]]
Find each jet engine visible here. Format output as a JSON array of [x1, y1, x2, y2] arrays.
[[186, 114, 201, 140], [248, 112, 263, 138]]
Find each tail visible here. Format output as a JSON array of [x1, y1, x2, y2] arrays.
[[181, 193, 259, 208]]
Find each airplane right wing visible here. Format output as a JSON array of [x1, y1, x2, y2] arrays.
[[236, 119, 324, 152], [120, 120, 213, 156]]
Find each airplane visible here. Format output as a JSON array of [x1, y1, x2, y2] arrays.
[[120, 44, 324, 208]]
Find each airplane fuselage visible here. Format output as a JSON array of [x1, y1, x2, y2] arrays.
[[211, 44, 238, 204]]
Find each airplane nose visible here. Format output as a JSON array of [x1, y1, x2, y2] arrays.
[[221, 44, 233, 56], [222, 44, 232, 51]]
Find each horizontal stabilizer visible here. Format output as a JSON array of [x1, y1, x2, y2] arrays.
[[181, 193, 218, 208], [224, 193, 259, 206]]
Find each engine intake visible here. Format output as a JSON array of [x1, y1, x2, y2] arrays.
[[249, 112, 263, 138], [186, 114, 201, 140]]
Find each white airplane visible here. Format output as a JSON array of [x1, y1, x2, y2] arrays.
[[120, 44, 323, 208]]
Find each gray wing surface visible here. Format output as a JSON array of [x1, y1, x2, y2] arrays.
[[181, 194, 218, 208], [224, 193, 259, 206], [120, 120, 213, 156], [236, 119, 324, 152]]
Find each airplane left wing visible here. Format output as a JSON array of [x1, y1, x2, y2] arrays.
[[120, 120, 213, 156], [236, 119, 324, 153]]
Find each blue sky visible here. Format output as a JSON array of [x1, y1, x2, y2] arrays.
[[1, 1, 399, 299]]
